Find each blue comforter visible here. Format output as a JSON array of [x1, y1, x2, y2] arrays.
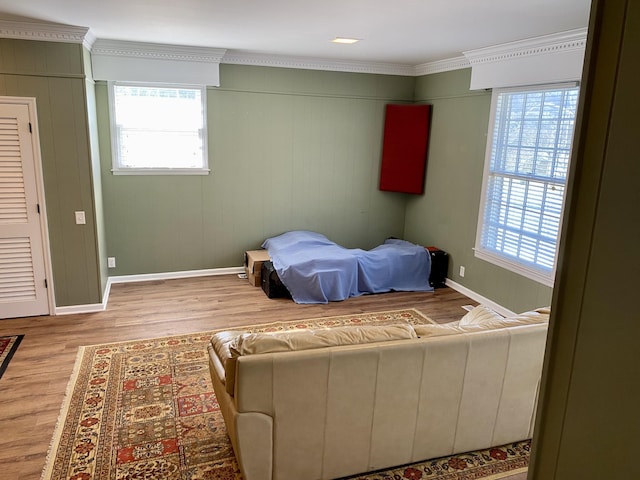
[[262, 231, 433, 304]]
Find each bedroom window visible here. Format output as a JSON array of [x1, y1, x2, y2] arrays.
[[475, 84, 579, 287], [108, 82, 208, 174]]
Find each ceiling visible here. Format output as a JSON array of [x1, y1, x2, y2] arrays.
[[0, 0, 592, 66]]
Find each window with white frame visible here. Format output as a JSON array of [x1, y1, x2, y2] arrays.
[[109, 82, 208, 174], [475, 84, 579, 286]]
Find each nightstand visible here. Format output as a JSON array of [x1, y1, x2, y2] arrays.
[[426, 247, 449, 288]]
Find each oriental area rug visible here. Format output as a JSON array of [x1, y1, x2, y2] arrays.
[[0, 334, 24, 380], [42, 309, 529, 480]]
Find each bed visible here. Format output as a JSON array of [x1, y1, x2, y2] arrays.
[[261, 230, 433, 304]]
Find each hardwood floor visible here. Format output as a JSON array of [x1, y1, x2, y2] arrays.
[[0, 274, 475, 480]]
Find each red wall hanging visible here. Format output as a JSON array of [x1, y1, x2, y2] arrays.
[[379, 104, 431, 194]]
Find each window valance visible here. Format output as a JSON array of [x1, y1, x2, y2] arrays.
[[91, 39, 226, 86]]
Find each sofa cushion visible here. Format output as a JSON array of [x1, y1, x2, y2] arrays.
[[414, 307, 550, 338], [214, 324, 416, 396], [231, 323, 417, 356], [211, 330, 246, 361], [210, 330, 246, 395], [459, 305, 503, 325], [211, 324, 417, 396], [533, 306, 551, 315]]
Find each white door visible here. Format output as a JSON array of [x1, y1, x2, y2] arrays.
[[0, 99, 50, 319]]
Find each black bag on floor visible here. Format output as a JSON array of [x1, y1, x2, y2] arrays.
[[261, 261, 291, 299]]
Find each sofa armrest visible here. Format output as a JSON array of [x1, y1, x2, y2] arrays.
[[236, 413, 274, 480]]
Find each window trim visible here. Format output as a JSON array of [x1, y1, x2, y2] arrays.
[[108, 81, 209, 175], [474, 83, 578, 287]]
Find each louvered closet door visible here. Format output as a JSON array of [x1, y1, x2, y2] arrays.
[[0, 103, 49, 318]]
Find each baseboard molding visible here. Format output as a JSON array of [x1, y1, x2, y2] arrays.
[[445, 279, 516, 317], [55, 302, 106, 315], [56, 269, 510, 317], [55, 278, 112, 315], [108, 266, 244, 284], [55, 266, 244, 315]]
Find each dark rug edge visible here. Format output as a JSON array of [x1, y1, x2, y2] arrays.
[[0, 334, 24, 379]]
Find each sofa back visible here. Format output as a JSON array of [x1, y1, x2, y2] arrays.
[[233, 322, 548, 480]]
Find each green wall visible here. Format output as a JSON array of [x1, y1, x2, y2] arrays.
[[0, 36, 555, 312], [0, 39, 104, 307], [97, 65, 415, 275], [405, 68, 553, 313], [83, 47, 109, 296]]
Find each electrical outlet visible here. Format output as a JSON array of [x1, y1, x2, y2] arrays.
[[108, 257, 116, 268], [459, 265, 465, 277], [74, 211, 86, 225]]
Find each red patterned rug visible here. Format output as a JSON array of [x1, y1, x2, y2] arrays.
[[0, 334, 23, 380], [42, 309, 529, 480]]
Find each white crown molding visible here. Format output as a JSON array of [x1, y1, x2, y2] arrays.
[[82, 29, 97, 50], [414, 56, 471, 76], [0, 19, 90, 45], [92, 39, 227, 64], [0, 20, 585, 79], [463, 28, 588, 66], [219, 28, 585, 78], [221, 51, 416, 77]]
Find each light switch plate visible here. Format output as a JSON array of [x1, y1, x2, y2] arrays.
[[75, 211, 86, 225]]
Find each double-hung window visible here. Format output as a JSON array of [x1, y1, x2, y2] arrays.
[[475, 84, 579, 286], [109, 82, 208, 174]]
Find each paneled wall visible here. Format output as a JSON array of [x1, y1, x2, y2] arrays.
[[0, 39, 104, 307], [97, 65, 415, 275], [0, 36, 555, 312], [83, 47, 109, 296], [405, 68, 553, 313]]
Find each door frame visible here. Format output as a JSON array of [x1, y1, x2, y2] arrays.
[[1, 96, 56, 315]]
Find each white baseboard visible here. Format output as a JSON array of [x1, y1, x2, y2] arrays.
[[55, 302, 106, 315], [55, 278, 112, 315], [56, 269, 511, 317], [108, 266, 244, 284], [55, 266, 244, 315], [445, 278, 516, 317]]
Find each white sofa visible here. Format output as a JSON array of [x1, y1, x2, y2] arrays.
[[207, 306, 550, 480]]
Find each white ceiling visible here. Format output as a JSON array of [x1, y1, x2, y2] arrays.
[[0, 0, 592, 66]]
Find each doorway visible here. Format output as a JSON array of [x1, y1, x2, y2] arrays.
[[0, 97, 53, 318]]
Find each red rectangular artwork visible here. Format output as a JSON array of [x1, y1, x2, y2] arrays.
[[379, 104, 431, 194]]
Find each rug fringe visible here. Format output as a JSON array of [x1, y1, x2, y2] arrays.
[[40, 346, 86, 480], [73, 308, 432, 349], [39, 312, 525, 480], [38, 309, 433, 479], [483, 466, 528, 479]]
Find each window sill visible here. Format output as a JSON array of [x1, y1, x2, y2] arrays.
[[111, 168, 210, 176], [473, 248, 555, 288]]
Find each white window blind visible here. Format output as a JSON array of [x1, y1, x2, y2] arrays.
[[475, 84, 579, 286], [109, 83, 208, 174]]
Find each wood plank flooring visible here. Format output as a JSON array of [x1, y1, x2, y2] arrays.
[[0, 274, 476, 480]]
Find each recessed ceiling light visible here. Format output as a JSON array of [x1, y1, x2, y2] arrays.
[[332, 37, 360, 44]]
